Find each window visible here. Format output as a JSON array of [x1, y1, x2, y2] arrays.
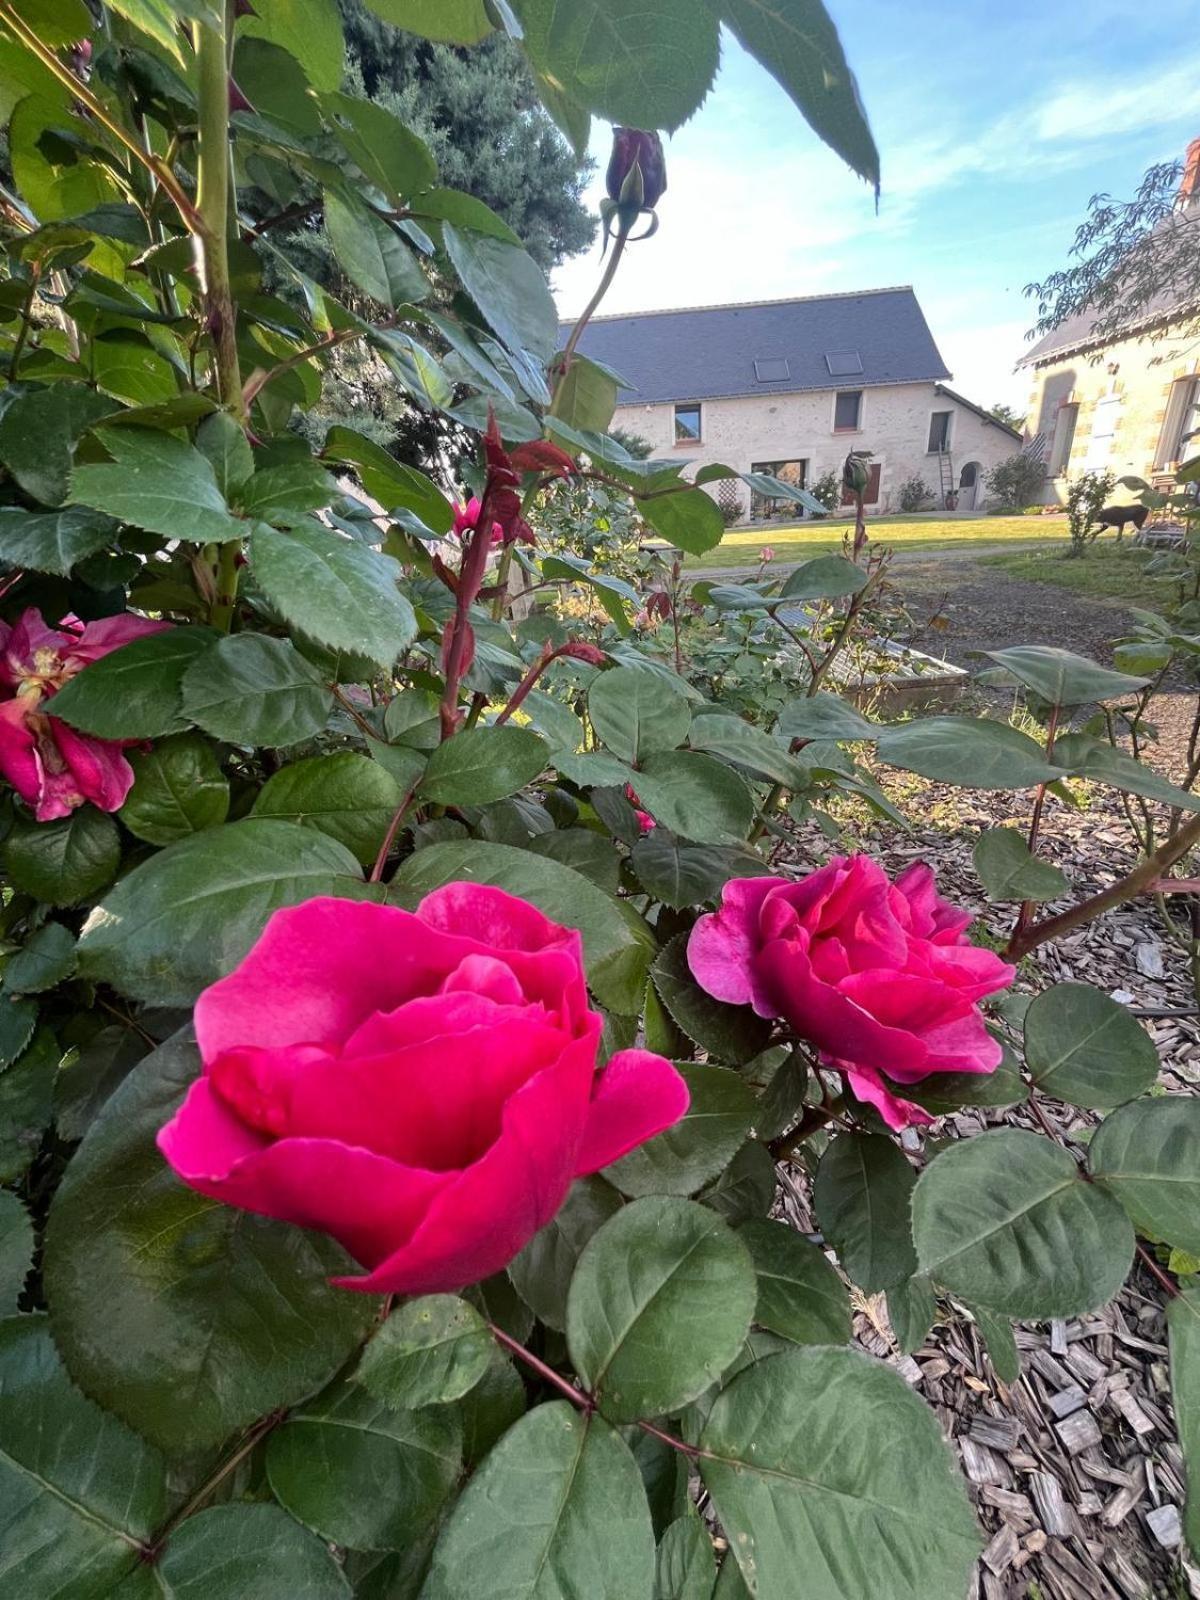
[[841, 462, 881, 505], [753, 357, 790, 382], [674, 402, 701, 443], [927, 411, 952, 453], [833, 390, 862, 431], [958, 462, 978, 488], [1049, 402, 1079, 475], [825, 351, 863, 376], [1156, 376, 1200, 467]]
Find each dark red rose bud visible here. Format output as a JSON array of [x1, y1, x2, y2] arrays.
[[606, 128, 667, 211], [843, 451, 871, 496]]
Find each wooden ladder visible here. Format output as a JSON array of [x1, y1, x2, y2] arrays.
[[937, 450, 955, 507]]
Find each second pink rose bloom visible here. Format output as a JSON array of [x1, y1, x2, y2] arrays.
[[688, 855, 1015, 1129]]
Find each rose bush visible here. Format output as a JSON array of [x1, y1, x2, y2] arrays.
[[160, 888, 687, 1294], [689, 858, 1014, 1127], [1, 4, 1198, 1600]]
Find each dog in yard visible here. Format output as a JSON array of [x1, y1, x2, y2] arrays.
[[1091, 503, 1149, 540]]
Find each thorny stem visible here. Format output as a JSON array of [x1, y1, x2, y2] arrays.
[[1136, 1244, 1179, 1300], [369, 774, 422, 883], [0, 3, 201, 229], [195, 7, 243, 418], [1006, 810, 1200, 959], [439, 492, 498, 739]]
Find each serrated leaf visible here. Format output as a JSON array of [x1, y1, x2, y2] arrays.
[[1, 806, 120, 906], [4, 920, 75, 994], [887, 1274, 936, 1357], [43, 1031, 376, 1454], [1024, 982, 1159, 1109], [738, 1217, 850, 1346], [877, 716, 1064, 789], [252, 751, 402, 867], [973, 826, 1067, 903], [1054, 732, 1200, 812], [0, 1194, 33, 1310], [971, 1304, 1020, 1385], [639, 485, 725, 556], [813, 1132, 917, 1293], [48, 628, 214, 740], [442, 222, 559, 364], [605, 1061, 756, 1199], [358, 1295, 491, 1410], [119, 734, 230, 846], [588, 666, 691, 764], [698, 1139, 776, 1225], [1089, 1096, 1200, 1255], [1168, 1285, 1200, 1559], [984, 645, 1147, 706], [69, 429, 246, 543], [0, 505, 119, 575], [181, 633, 333, 747], [650, 932, 772, 1065], [655, 1513, 715, 1600], [635, 752, 755, 846], [325, 188, 429, 308], [143, 1503, 353, 1598], [0, 383, 117, 505], [508, 1175, 623, 1331], [418, 725, 548, 806], [238, 0, 345, 91], [566, 1197, 756, 1422], [778, 553, 868, 599], [630, 833, 771, 910], [913, 1128, 1134, 1318]]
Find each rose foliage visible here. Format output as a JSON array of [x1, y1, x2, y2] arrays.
[[0, 4, 1197, 1600]]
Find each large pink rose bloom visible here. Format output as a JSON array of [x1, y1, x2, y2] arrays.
[[0, 607, 171, 821], [688, 857, 1014, 1130], [159, 889, 689, 1296]]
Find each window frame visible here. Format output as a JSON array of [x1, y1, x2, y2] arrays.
[[1049, 401, 1079, 476], [832, 389, 863, 433], [673, 401, 703, 444], [927, 410, 953, 453]]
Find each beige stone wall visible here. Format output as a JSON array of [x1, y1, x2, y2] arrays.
[[612, 382, 1019, 516], [1023, 330, 1200, 504]]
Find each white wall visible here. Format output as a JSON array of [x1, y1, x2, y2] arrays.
[[613, 381, 1019, 514]]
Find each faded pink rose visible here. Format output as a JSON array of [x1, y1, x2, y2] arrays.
[[452, 496, 503, 547], [0, 608, 171, 822], [158, 889, 688, 1296], [688, 857, 1014, 1128]]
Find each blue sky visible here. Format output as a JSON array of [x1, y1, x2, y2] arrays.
[[552, 0, 1200, 411]]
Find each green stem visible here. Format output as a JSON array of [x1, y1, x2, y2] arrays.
[[195, 7, 243, 418], [8, 266, 40, 380], [209, 542, 240, 633], [553, 230, 629, 392]]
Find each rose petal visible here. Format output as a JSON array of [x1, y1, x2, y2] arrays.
[[687, 875, 784, 1009], [0, 698, 43, 809], [49, 719, 135, 812], [574, 1049, 690, 1174], [64, 613, 172, 667], [157, 1078, 452, 1268], [841, 1062, 934, 1131]]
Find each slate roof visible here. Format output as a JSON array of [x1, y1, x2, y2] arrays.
[[559, 287, 952, 404]]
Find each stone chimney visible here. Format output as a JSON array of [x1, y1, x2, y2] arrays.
[[1180, 137, 1200, 208]]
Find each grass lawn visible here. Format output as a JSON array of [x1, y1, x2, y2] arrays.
[[685, 512, 1070, 571], [980, 541, 1188, 613]]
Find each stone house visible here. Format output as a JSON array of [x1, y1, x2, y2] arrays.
[[1019, 142, 1200, 503], [562, 288, 1021, 517]]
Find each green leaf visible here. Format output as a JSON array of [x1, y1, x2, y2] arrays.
[[77, 819, 370, 1006], [181, 634, 333, 747], [913, 1129, 1135, 1318], [567, 1196, 756, 1422], [0, 993, 37, 1069], [516, 0, 719, 132], [1168, 1286, 1200, 1560], [43, 1030, 376, 1454], [1089, 1096, 1200, 1255], [0, 505, 118, 575], [639, 486, 726, 556], [1053, 732, 1200, 812], [699, 1139, 777, 1225], [686, 713, 809, 788], [358, 0, 492, 44], [323, 91, 438, 200], [460, 1347, 527, 1465], [775, 694, 878, 742], [69, 429, 246, 543], [972, 1305, 1020, 1385], [887, 1274, 936, 1357], [656, 1513, 715, 1600], [630, 833, 771, 911], [394, 840, 652, 1013], [973, 826, 1068, 902], [145, 1503, 353, 1598], [0, 1193, 33, 1310], [239, 0, 346, 90], [551, 353, 619, 432], [252, 752, 403, 867], [357, 1295, 492, 1409], [267, 1380, 461, 1552], [895, 1049, 1028, 1116], [588, 666, 692, 764], [779, 553, 868, 600], [0, 1029, 57, 1182], [635, 753, 755, 847], [442, 223, 558, 364], [325, 189, 429, 308], [738, 1217, 851, 1346], [423, 1401, 655, 1600], [1, 806, 120, 906], [195, 411, 254, 497], [418, 725, 548, 806], [528, 827, 621, 893], [876, 715, 1064, 789], [0, 383, 117, 505], [322, 425, 454, 532], [5, 920, 76, 994], [508, 1175, 623, 1331], [48, 628, 215, 740], [983, 645, 1148, 706], [699, 1348, 979, 1600], [813, 1132, 917, 1293], [249, 522, 416, 669], [1024, 982, 1159, 1109], [0, 1314, 166, 1598], [120, 734, 230, 846], [649, 932, 772, 1065], [606, 1062, 756, 1199]]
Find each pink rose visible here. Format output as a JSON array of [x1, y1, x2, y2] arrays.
[[0, 607, 171, 821], [688, 857, 1014, 1129], [158, 889, 689, 1296], [624, 782, 655, 835]]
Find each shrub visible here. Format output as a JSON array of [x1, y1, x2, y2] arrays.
[[986, 453, 1048, 509], [1066, 468, 1118, 554], [898, 473, 933, 512], [809, 469, 841, 516], [716, 479, 745, 526]]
